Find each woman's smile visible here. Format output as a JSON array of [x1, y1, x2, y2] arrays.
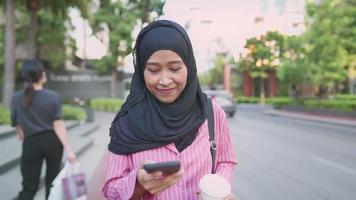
[[157, 88, 175, 95]]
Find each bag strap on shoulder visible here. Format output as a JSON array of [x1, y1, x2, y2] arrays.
[[207, 98, 216, 173]]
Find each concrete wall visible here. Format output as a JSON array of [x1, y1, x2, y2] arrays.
[[15, 70, 131, 100]]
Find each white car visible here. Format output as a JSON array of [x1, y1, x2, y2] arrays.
[[204, 90, 236, 117]]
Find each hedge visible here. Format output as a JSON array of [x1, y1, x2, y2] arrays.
[[235, 96, 356, 112], [303, 100, 356, 112], [0, 106, 10, 125], [62, 105, 86, 121], [90, 98, 124, 113], [333, 94, 356, 101], [236, 96, 260, 103], [236, 96, 295, 105], [0, 104, 86, 125]]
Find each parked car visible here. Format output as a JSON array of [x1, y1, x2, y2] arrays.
[[204, 90, 236, 117]]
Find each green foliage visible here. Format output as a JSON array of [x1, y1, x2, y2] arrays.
[[237, 31, 284, 101], [129, 0, 166, 23], [266, 97, 293, 104], [237, 95, 356, 112], [266, 97, 297, 108], [236, 0, 355, 98], [236, 96, 260, 104], [12, 0, 90, 67], [303, 100, 356, 112], [62, 105, 86, 121], [237, 96, 294, 105], [239, 31, 284, 74], [198, 72, 212, 87], [90, 98, 124, 112], [0, 106, 11, 125], [0, 23, 4, 82], [0, 104, 86, 125], [278, 35, 310, 91], [37, 9, 67, 68], [8, 1, 89, 69], [210, 55, 225, 86], [92, 0, 165, 74], [92, 57, 112, 74], [333, 94, 356, 101], [17, 0, 90, 18], [198, 55, 227, 88], [92, 0, 140, 73], [304, 0, 354, 96]]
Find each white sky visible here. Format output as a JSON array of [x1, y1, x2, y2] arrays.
[[70, 0, 305, 74]]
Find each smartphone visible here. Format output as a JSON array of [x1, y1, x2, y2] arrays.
[[143, 161, 181, 175]]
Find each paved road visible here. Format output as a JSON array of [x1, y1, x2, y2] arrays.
[[231, 104, 356, 200]]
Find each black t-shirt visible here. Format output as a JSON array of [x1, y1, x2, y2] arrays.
[[11, 89, 62, 136]]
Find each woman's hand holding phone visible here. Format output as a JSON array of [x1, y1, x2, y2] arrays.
[[136, 161, 183, 195]]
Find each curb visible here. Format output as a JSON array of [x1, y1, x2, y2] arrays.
[[264, 110, 356, 128]]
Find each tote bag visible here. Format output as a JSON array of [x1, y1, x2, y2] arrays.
[[48, 162, 87, 200]]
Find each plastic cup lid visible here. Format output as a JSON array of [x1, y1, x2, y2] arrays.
[[199, 174, 231, 197]]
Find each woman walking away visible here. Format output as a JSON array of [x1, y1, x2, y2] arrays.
[[11, 60, 77, 200]]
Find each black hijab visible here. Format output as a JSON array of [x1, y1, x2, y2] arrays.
[[109, 20, 209, 155]]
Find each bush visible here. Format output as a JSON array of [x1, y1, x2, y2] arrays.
[[0, 105, 85, 125], [266, 97, 295, 108], [235, 95, 356, 112], [62, 105, 86, 121], [0, 106, 10, 125], [304, 100, 356, 112], [333, 94, 356, 101], [236, 96, 260, 103], [236, 96, 295, 107], [90, 98, 124, 112]]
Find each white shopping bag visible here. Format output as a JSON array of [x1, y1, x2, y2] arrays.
[[48, 162, 87, 200]]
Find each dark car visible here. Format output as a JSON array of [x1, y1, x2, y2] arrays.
[[204, 90, 236, 117]]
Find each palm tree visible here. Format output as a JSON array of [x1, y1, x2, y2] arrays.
[[2, 0, 16, 107]]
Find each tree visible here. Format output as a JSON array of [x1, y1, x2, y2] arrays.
[[2, 0, 16, 107], [92, 0, 138, 98], [37, 9, 68, 67], [210, 55, 225, 88], [18, 0, 89, 59], [278, 35, 309, 98], [1, 0, 90, 107], [92, 0, 165, 98], [238, 31, 284, 103], [305, 0, 355, 97], [129, 0, 165, 25]]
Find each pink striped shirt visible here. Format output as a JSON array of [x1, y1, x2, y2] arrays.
[[102, 101, 237, 200]]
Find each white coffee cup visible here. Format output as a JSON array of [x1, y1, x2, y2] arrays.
[[198, 174, 231, 200]]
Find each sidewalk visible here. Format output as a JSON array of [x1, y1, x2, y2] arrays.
[[265, 109, 356, 128], [78, 111, 113, 200]]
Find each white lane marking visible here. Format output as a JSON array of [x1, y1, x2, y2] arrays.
[[312, 156, 355, 174]]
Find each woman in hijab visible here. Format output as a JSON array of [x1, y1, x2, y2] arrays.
[[102, 20, 237, 199]]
